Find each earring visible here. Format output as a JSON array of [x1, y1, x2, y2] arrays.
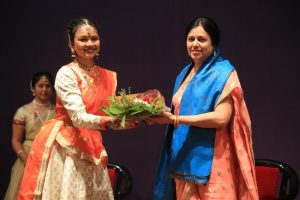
[[213, 50, 216, 57], [71, 49, 76, 59], [95, 52, 100, 60]]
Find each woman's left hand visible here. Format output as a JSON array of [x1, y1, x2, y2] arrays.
[[146, 111, 174, 125]]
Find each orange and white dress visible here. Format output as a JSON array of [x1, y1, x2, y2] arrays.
[[18, 64, 117, 200]]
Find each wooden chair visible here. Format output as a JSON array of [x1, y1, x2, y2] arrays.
[[255, 159, 299, 200], [107, 163, 132, 199]]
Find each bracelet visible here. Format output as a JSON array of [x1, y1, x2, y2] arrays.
[[110, 117, 116, 123], [174, 115, 179, 128], [99, 118, 106, 130], [17, 150, 24, 157]]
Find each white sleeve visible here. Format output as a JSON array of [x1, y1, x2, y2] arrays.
[[55, 66, 104, 129]]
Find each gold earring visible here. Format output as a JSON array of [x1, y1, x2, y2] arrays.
[[71, 49, 76, 59], [95, 52, 99, 60]]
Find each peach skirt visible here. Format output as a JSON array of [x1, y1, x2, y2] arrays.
[[175, 128, 238, 200]]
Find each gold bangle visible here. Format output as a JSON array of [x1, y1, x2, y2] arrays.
[[17, 150, 24, 157], [99, 118, 106, 130], [111, 117, 116, 123], [174, 115, 179, 128]]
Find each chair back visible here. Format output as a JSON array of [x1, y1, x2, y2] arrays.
[[107, 163, 132, 199], [255, 159, 299, 200]]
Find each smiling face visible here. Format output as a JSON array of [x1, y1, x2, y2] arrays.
[[70, 24, 100, 63], [186, 25, 214, 67]]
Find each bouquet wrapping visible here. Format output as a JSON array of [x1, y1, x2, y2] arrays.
[[101, 89, 165, 127]]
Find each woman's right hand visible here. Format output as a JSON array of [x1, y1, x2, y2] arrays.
[[146, 111, 175, 125], [164, 106, 171, 112], [22, 153, 28, 163], [18, 151, 28, 163], [104, 116, 139, 130]]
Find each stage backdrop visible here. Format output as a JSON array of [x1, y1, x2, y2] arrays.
[[1, 1, 299, 199]]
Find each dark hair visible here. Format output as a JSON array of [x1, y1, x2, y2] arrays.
[[30, 71, 54, 89], [67, 17, 100, 45], [185, 16, 220, 47]]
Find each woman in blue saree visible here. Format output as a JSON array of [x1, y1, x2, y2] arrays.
[[149, 17, 259, 200]]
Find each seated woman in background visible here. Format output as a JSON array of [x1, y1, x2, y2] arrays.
[[5, 71, 55, 200]]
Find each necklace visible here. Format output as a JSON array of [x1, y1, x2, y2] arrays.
[[33, 99, 50, 106], [76, 60, 95, 71], [75, 61, 100, 86], [32, 99, 51, 124]]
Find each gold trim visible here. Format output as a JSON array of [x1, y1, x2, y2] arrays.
[[56, 132, 107, 166], [215, 81, 239, 108], [112, 71, 117, 95], [186, 182, 195, 200], [33, 121, 63, 200], [242, 111, 252, 133], [12, 119, 25, 126], [170, 171, 204, 185]]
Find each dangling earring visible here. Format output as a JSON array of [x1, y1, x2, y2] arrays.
[[30, 81, 35, 96], [71, 49, 76, 59], [95, 52, 100, 60], [213, 50, 216, 57]]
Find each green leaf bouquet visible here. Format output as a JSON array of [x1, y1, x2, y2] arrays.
[[101, 89, 165, 128]]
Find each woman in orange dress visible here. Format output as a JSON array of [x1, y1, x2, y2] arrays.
[[18, 18, 119, 200], [149, 17, 259, 199]]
